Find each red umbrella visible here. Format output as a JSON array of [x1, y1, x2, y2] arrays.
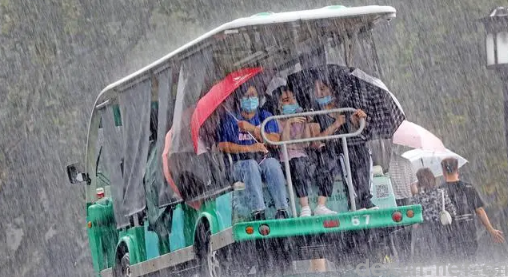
[[191, 67, 263, 152]]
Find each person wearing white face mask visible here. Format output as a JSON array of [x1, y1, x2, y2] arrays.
[[273, 86, 336, 217], [217, 81, 289, 221]]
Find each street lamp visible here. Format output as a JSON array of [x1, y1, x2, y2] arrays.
[[481, 7, 508, 158], [482, 7, 508, 70], [481, 7, 508, 241]]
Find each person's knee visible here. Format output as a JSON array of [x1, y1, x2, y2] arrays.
[[262, 158, 284, 175], [262, 157, 280, 167], [235, 160, 261, 182], [243, 159, 261, 172]]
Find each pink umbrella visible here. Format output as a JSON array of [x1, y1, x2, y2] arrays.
[[393, 120, 446, 151]]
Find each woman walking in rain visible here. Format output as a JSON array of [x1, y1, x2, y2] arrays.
[[411, 168, 456, 262], [440, 157, 505, 262]]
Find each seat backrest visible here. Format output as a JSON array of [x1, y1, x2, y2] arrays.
[[370, 175, 397, 208]]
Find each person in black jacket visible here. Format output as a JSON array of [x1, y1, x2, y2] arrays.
[[440, 157, 505, 261]]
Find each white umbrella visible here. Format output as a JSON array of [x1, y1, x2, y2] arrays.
[[402, 148, 468, 177]]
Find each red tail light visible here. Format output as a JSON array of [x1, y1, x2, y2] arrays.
[[323, 220, 340, 228], [258, 224, 270, 236], [96, 188, 105, 199], [392, 211, 403, 222], [246, 226, 254, 235]]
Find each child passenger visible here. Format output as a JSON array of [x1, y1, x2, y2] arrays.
[[273, 86, 336, 216]]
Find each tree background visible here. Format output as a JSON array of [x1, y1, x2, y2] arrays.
[[0, 0, 507, 276]]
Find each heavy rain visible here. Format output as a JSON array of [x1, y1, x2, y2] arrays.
[[1, 1, 508, 277]]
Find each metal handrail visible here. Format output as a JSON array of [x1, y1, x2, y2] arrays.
[[260, 108, 366, 216], [260, 108, 365, 145]]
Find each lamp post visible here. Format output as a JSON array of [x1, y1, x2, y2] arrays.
[[481, 7, 508, 161], [481, 7, 508, 245]]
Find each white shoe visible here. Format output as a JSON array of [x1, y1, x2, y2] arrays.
[[233, 182, 245, 191], [300, 206, 312, 217], [356, 207, 379, 212], [314, 205, 337, 215]]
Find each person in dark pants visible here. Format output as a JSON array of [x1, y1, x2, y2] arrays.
[[310, 78, 377, 210], [440, 157, 505, 262], [273, 86, 336, 216]]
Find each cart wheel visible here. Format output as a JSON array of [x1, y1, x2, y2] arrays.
[[196, 224, 225, 277], [115, 253, 131, 277]]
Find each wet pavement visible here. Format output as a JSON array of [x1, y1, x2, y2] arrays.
[[283, 260, 508, 277]]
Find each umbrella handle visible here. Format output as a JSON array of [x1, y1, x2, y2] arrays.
[[224, 106, 261, 143]]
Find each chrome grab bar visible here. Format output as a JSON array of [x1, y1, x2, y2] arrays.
[[260, 108, 366, 216]]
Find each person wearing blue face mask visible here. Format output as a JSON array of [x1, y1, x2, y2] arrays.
[[217, 82, 289, 220], [311, 78, 378, 211], [273, 86, 336, 217]]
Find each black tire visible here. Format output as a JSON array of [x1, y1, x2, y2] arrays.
[[196, 224, 224, 277], [114, 252, 131, 277]]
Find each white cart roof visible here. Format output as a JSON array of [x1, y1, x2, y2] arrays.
[[100, 5, 396, 94]]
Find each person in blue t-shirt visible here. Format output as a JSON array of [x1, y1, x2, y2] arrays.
[[218, 82, 289, 220]]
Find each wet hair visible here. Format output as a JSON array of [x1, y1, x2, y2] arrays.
[[271, 85, 290, 101], [230, 78, 265, 112], [271, 86, 295, 113], [235, 77, 265, 98], [441, 157, 459, 174], [312, 76, 332, 92], [416, 168, 436, 191]]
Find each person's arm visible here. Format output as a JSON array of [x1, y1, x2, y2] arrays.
[[316, 115, 345, 138], [218, 142, 266, 154], [410, 183, 419, 196], [309, 122, 325, 149], [350, 109, 367, 128], [280, 120, 292, 142], [255, 114, 282, 144], [162, 130, 172, 185], [279, 118, 308, 144], [238, 118, 280, 143], [469, 186, 505, 243], [475, 207, 505, 243], [253, 127, 280, 143]]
